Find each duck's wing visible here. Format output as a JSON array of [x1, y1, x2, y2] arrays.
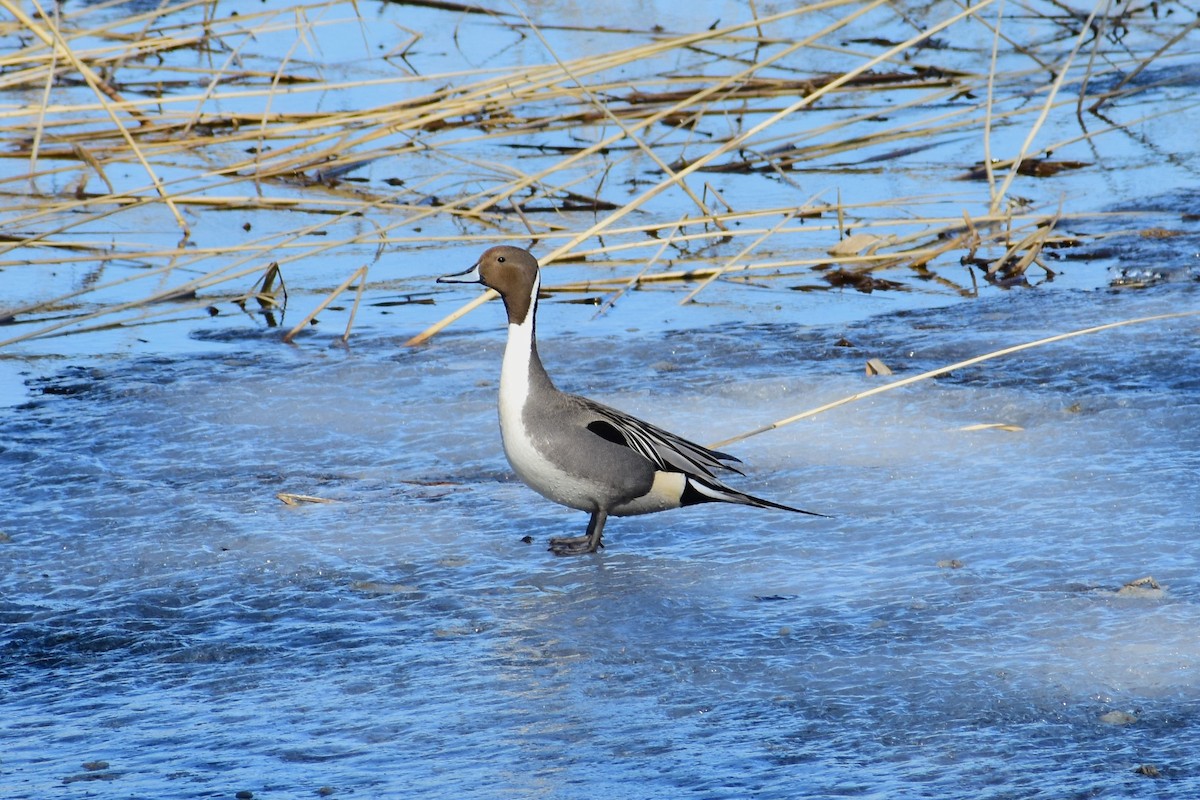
[[573, 394, 744, 479]]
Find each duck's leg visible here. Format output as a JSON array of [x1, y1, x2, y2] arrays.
[[548, 509, 607, 556]]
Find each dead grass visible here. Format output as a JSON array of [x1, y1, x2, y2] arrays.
[[0, 0, 1195, 348]]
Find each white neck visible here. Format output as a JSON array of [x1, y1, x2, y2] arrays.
[[498, 272, 541, 415]]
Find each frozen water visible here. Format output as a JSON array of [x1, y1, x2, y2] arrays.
[[2, 282, 1198, 798], [1, 0, 1198, 795]]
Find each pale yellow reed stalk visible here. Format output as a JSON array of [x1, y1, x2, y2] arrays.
[[710, 310, 1200, 449]]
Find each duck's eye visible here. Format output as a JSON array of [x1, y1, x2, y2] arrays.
[[497, 256, 506, 263]]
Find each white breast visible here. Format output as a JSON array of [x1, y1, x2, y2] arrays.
[[498, 318, 601, 513]]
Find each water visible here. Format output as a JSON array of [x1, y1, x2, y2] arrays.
[[2, 0, 1198, 360], [3, 279, 1199, 798], [2, 1, 1200, 797]]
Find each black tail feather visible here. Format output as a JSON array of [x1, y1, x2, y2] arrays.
[[681, 475, 828, 517]]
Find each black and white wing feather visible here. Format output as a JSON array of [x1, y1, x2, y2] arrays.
[[574, 394, 827, 518], [576, 395, 743, 478]]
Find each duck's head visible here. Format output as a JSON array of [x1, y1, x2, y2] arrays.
[[439, 246, 541, 324]]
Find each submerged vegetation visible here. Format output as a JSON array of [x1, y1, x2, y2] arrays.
[[0, 0, 1197, 348]]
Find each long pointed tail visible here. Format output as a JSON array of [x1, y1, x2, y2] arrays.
[[682, 475, 828, 517]]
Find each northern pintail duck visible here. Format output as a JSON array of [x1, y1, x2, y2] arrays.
[[439, 246, 823, 555]]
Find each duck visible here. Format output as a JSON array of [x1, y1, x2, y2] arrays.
[[438, 245, 824, 555]]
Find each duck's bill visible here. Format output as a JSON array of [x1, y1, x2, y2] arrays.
[[437, 263, 481, 284]]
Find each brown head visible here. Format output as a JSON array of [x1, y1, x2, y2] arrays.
[[438, 246, 541, 325]]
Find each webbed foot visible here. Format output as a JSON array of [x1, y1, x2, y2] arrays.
[[548, 535, 602, 556], [547, 509, 608, 556]]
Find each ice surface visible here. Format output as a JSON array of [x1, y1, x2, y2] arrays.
[[2, 0, 1198, 794], [2, 283, 1198, 798]]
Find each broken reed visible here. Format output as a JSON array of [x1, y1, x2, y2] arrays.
[[0, 0, 1194, 346]]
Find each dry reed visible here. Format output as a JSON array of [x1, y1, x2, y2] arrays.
[[0, 0, 1193, 350], [709, 309, 1200, 449]]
